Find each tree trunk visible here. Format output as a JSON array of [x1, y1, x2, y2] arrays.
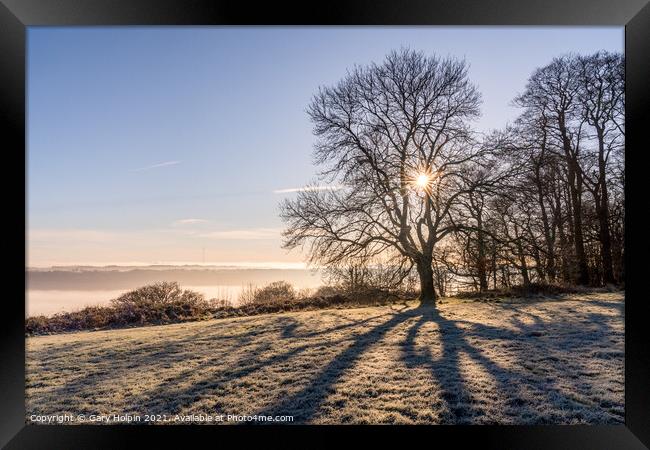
[[538, 193, 556, 282], [533, 139, 556, 282], [596, 128, 615, 285], [555, 196, 572, 283], [570, 167, 589, 285], [476, 223, 488, 292], [594, 189, 615, 285], [532, 245, 545, 282], [502, 266, 510, 288], [516, 240, 531, 286], [491, 247, 498, 289], [559, 114, 589, 285], [417, 258, 437, 305]]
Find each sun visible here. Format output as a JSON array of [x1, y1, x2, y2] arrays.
[[416, 173, 431, 189]]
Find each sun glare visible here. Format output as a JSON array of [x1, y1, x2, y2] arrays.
[[416, 173, 431, 188]]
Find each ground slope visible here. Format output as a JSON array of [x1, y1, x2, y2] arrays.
[[26, 292, 624, 424]]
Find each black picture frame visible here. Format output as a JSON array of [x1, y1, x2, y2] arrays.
[[2, 0, 649, 448]]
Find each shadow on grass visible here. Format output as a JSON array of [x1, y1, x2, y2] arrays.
[[69, 311, 403, 416], [30, 295, 624, 424], [252, 299, 623, 424], [252, 304, 523, 423]]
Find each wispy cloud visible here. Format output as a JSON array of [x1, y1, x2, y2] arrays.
[[131, 160, 181, 172], [273, 185, 344, 194], [198, 228, 282, 240], [172, 218, 209, 226]]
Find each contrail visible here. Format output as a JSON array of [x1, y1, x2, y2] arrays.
[[131, 160, 181, 172]]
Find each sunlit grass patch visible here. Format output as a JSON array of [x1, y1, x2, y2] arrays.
[[26, 292, 624, 425]]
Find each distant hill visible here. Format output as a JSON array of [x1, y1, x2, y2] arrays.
[[27, 266, 322, 291]]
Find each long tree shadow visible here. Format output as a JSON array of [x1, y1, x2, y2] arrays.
[[413, 301, 624, 424], [31, 295, 624, 424], [253, 307, 424, 422], [254, 297, 623, 424], [251, 306, 509, 423], [252, 304, 505, 422], [401, 307, 542, 423], [253, 304, 536, 423], [401, 308, 483, 422], [35, 312, 388, 407], [92, 312, 400, 416]]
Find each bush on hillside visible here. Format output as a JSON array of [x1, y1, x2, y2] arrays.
[[26, 282, 213, 335], [252, 281, 296, 303], [25, 305, 119, 335], [28, 279, 600, 336], [110, 281, 212, 324], [454, 282, 581, 300]]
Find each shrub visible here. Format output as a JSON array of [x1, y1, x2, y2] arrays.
[[507, 282, 580, 297], [26, 282, 213, 335], [238, 283, 259, 306], [253, 281, 296, 303], [210, 298, 233, 308], [25, 305, 119, 335], [454, 282, 581, 300], [213, 280, 403, 318], [234, 292, 350, 316], [110, 281, 212, 324], [312, 285, 342, 297], [25, 281, 406, 336], [296, 287, 315, 298]]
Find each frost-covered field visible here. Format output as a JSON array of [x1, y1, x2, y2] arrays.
[[26, 292, 624, 424]]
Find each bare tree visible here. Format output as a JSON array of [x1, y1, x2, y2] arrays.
[[574, 51, 624, 284], [280, 49, 487, 304], [511, 52, 624, 286], [281, 49, 624, 301], [514, 55, 590, 284]]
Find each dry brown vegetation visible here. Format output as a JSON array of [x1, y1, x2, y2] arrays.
[[25, 281, 405, 336], [25, 282, 215, 335], [26, 291, 624, 425]]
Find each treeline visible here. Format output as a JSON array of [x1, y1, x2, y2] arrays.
[[309, 51, 625, 297], [443, 52, 624, 294]]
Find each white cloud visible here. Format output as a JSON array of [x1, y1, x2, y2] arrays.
[[172, 218, 209, 226], [198, 228, 282, 240], [130, 160, 181, 172], [273, 185, 344, 194]]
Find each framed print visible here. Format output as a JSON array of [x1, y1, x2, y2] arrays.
[[1, 0, 649, 448]]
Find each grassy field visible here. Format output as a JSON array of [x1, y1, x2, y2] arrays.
[[26, 291, 624, 425]]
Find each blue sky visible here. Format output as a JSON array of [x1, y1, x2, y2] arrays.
[[27, 26, 623, 267]]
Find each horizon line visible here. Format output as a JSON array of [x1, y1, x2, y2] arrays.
[[26, 261, 314, 270]]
